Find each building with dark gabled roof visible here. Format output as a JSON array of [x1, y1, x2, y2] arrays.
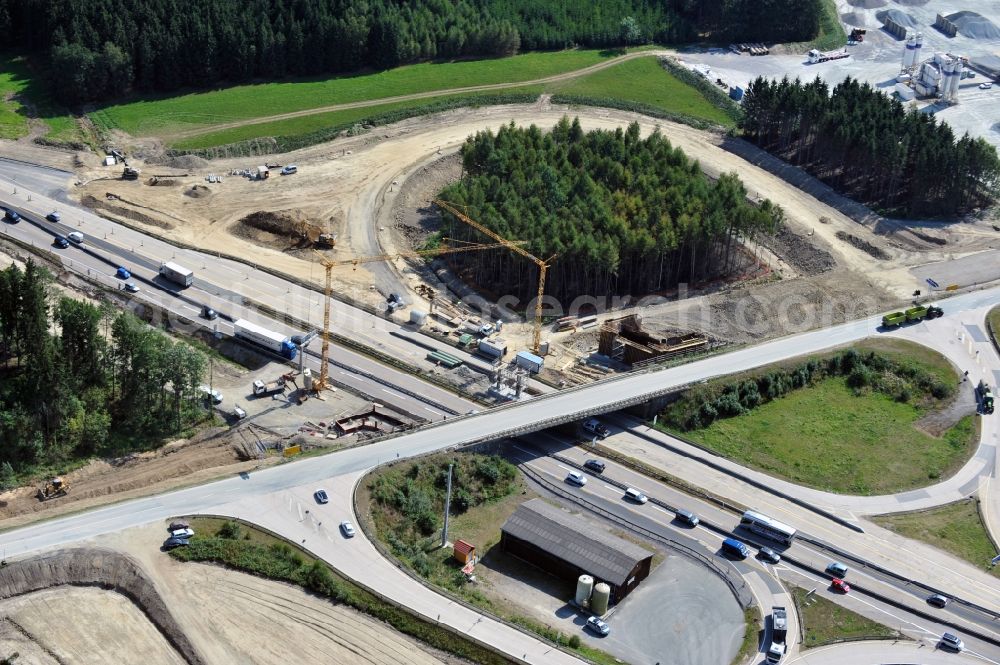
[[500, 498, 653, 603]]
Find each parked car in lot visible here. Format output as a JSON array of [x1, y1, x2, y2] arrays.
[[170, 527, 195, 539], [53, 235, 69, 248], [116, 266, 131, 279], [46, 211, 61, 222], [979, 82, 993, 90], [314, 489, 329, 504], [623, 487, 648, 504], [280, 164, 298, 175], [566, 471, 587, 486], [830, 578, 850, 594], [825, 562, 848, 577], [927, 594, 950, 608], [585, 616, 610, 636], [163, 536, 189, 550], [583, 459, 606, 473], [340, 520, 356, 538], [758, 547, 781, 564], [675, 509, 699, 527]]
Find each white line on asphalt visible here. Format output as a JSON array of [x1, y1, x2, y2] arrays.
[[652, 505, 670, 514], [556, 464, 569, 471]]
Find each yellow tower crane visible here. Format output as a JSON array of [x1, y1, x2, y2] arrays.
[[310, 238, 526, 394], [433, 199, 555, 354]]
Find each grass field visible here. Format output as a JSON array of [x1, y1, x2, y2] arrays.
[[666, 339, 973, 495], [0, 53, 84, 145], [871, 500, 1000, 576], [172, 55, 733, 151], [792, 587, 901, 647], [0, 54, 31, 140], [91, 49, 616, 138], [681, 380, 975, 494], [547, 56, 735, 127], [171, 86, 543, 151]]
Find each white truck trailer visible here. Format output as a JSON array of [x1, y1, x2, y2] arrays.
[[233, 319, 298, 360], [159, 261, 194, 287]]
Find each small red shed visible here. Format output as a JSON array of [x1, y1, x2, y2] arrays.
[[453, 539, 476, 564]]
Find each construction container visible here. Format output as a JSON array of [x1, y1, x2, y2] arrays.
[[729, 86, 745, 101], [458, 333, 474, 347], [410, 309, 428, 325], [478, 338, 507, 359], [539, 340, 550, 356], [515, 351, 544, 373]]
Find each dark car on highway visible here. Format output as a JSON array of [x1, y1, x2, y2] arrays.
[[53, 236, 69, 248], [583, 459, 606, 473], [4, 209, 20, 223], [201, 306, 218, 320]]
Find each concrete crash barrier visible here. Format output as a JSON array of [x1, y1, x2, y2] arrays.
[[0, 548, 207, 665]]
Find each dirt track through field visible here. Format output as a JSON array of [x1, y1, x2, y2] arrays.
[[161, 49, 675, 141]]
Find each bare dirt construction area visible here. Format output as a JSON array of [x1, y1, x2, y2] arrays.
[[72, 103, 999, 349], [0, 427, 260, 531], [0, 587, 186, 665], [99, 522, 456, 665]]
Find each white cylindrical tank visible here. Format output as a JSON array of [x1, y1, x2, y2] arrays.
[[950, 59, 963, 97], [302, 367, 313, 391], [575, 575, 594, 605], [903, 34, 916, 68], [913, 32, 923, 66], [591, 583, 611, 615], [409, 309, 427, 325], [941, 58, 955, 97]]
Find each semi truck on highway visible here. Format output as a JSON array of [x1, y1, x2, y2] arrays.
[[233, 319, 298, 360], [159, 261, 194, 287], [766, 606, 788, 663]]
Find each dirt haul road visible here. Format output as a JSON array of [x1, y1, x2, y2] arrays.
[[82, 103, 974, 312]]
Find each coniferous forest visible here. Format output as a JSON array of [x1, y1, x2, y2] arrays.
[[0, 261, 209, 482], [0, 0, 822, 105], [438, 118, 784, 305], [740, 76, 1000, 217]]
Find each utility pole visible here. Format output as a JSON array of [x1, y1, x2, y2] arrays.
[[441, 463, 453, 548]]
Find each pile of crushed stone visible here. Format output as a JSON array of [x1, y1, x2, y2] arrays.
[[946, 11, 1000, 40]]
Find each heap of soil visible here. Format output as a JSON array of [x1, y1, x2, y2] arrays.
[[81, 194, 174, 230], [893, 0, 929, 6], [946, 11, 1000, 40], [185, 184, 212, 198], [156, 153, 210, 170], [147, 177, 182, 187], [231, 209, 329, 251], [836, 230, 891, 260], [0, 548, 206, 665], [766, 227, 837, 274], [876, 8, 920, 28]]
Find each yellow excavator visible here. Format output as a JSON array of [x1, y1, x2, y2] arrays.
[[36, 476, 70, 501]]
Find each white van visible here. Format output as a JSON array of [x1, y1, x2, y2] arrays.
[[280, 165, 298, 175], [67, 231, 84, 244]]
